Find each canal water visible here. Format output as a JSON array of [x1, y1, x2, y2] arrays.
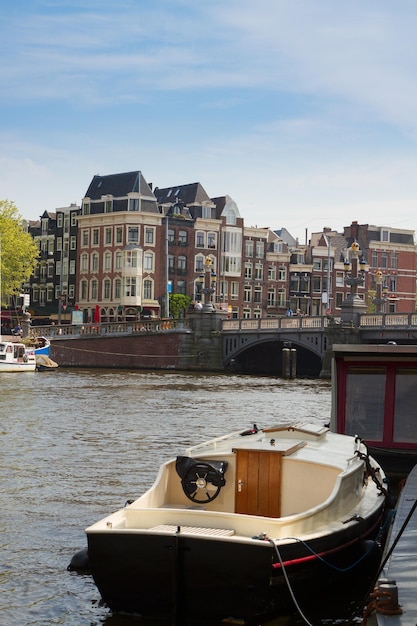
[[0, 369, 364, 626]]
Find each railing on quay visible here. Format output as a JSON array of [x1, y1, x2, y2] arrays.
[[30, 318, 188, 339]]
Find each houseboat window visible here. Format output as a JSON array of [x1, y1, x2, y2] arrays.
[[393, 369, 417, 443], [345, 368, 385, 441]]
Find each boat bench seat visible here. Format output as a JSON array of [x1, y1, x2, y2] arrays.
[[149, 524, 235, 537]]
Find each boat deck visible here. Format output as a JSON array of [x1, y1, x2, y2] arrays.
[[375, 464, 417, 625]]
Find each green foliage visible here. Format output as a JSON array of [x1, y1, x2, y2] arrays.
[[169, 293, 191, 319], [0, 200, 39, 300]]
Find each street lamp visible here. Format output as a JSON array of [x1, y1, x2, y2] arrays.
[[344, 241, 366, 296], [200, 256, 217, 312], [372, 270, 388, 313]]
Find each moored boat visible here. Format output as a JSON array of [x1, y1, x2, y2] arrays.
[[35, 354, 59, 371], [85, 423, 388, 624], [33, 336, 50, 356], [0, 340, 36, 372]]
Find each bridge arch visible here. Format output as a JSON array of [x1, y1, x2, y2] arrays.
[[224, 336, 324, 377]]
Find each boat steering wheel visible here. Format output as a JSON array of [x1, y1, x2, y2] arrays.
[[181, 462, 224, 503]]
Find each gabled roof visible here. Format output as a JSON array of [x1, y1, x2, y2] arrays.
[[84, 171, 154, 200], [154, 182, 210, 206]]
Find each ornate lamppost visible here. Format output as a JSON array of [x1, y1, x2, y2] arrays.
[[198, 256, 217, 312], [372, 270, 388, 314], [340, 240, 368, 325]]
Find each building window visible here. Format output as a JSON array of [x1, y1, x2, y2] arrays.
[[273, 241, 283, 253], [372, 251, 378, 267], [391, 253, 398, 269], [207, 232, 216, 249], [104, 252, 112, 271], [168, 255, 175, 271], [105, 199, 113, 213], [91, 254, 99, 272], [143, 279, 153, 299], [245, 240, 254, 257], [312, 276, 321, 293], [105, 228, 112, 244], [278, 267, 286, 281], [268, 266, 276, 281], [244, 263, 252, 279], [129, 198, 139, 211], [69, 260, 75, 275], [244, 285, 251, 302], [255, 263, 263, 280], [145, 227, 154, 244], [115, 279, 121, 299], [313, 259, 321, 270], [243, 308, 251, 319], [92, 229, 99, 245], [195, 255, 204, 272], [125, 277, 137, 297], [254, 286, 262, 303], [300, 275, 310, 293], [168, 228, 175, 243], [128, 227, 139, 243], [144, 251, 153, 271], [115, 251, 122, 269], [255, 241, 264, 258], [290, 274, 300, 292], [196, 231, 204, 248], [103, 279, 111, 299], [267, 288, 275, 306], [230, 282, 239, 299], [390, 277, 397, 292], [336, 272, 344, 286], [116, 227, 123, 244], [83, 201, 90, 215], [178, 256, 187, 274], [57, 237, 62, 251], [178, 230, 188, 245], [177, 280, 186, 295], [278, 289, 286, 306], [81, 253, 88, 272], [91, 279, 98, 300], [70, 236, 76, 250], [336, 292, 343, 308], [126, 250, 139, 268], [80, 280, 88, 300], [381, 229, 389, 242], [381, 253, 388, 269]]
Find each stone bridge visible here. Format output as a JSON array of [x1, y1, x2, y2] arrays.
[[221, 313, 417, 376]]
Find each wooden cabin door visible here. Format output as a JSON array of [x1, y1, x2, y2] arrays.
[[234, 449, 282, 517]]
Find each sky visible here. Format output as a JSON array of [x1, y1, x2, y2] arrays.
[[1, 0, 417, 244]]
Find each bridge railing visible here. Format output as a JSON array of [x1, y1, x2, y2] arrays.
[[222, 315, 333, 332], [222, 312, 417, 333], [360, 313, 417, 327], [30, 319, 187, 339]]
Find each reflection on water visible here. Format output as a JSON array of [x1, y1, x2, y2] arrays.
[[0, 370, 335, 625]]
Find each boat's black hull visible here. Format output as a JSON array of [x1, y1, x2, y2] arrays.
[[87, 508, 384, 624]]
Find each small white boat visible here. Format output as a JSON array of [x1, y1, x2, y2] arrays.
[[0, 341, 36, 372], [85, 423, 388, 624]]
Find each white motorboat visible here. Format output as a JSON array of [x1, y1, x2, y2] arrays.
[[0, 340, 36, 372], [85, 422, 388, 624]]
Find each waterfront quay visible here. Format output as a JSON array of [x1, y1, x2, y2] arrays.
[[29, 310, 417, 377]]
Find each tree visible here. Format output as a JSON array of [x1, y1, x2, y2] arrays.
[[0, 200, 39, 302], [169, 293, 191, 319]]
